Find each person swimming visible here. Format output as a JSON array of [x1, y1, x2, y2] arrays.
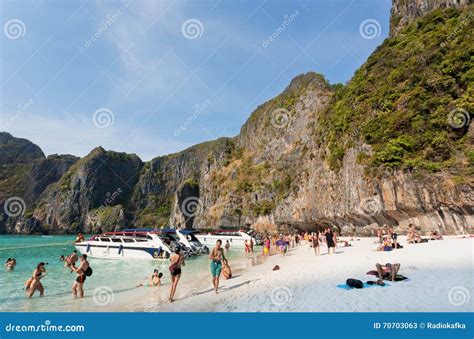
[[4, 258, 16, 270], [137, 270, 163, 287]]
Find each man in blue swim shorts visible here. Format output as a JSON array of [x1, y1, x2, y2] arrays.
[[209, 239, 227, 293]]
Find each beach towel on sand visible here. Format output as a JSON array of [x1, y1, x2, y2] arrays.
[[337, 282, 390, 290]]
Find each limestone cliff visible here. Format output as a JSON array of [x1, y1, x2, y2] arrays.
[[1, 1, 473, 235], [390, 0, 473, 36]]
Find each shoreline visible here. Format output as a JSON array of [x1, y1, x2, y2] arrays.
[[1, 236, 472, 312], [100, 236, 473, 312]]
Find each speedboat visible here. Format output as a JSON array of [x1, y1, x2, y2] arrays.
[[195, 229, 260, 247], [74, 229, 179, 260], [163, 229, 209, 254]]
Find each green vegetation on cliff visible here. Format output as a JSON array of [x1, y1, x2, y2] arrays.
[[318, 7, 473, 174]]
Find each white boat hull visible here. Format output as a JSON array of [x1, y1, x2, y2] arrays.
[[74, 243, 168, 260]]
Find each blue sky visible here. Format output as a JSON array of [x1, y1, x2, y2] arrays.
[[1, 0, 391, 161]]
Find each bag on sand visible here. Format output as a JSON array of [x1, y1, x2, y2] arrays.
[[346, 278, 364, 289], [84, 266, 93, 277]]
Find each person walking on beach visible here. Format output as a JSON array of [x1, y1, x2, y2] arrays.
[[209, 240, 226, 294], [325, 228, 335, 254], [168, 248, 185, 302], [263, 237, 270, 256], [312, 231, 320, 256], [72, 254, 90, 298], [27, 262, 47, 297]]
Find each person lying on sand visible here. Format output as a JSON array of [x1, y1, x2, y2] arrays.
[[375, 263, 400, 282], [430, 230, 443, 240]]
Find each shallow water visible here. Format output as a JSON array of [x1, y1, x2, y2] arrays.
[[0, 235, 250, 312]]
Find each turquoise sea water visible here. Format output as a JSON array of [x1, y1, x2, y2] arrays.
[[0, 235, 248, 312]]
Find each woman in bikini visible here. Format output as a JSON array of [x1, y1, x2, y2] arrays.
[[27, 262, 47, 298], [168, 248, 184, 302]]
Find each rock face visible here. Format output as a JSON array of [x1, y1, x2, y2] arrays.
[[390, 0, 473, 36], [31, 147, 143, 234], [0, 133, 78, 233], [1, 1, 473, 235], [0, 132, 45, 165]]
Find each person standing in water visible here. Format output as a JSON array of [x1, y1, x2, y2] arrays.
[[225, 240, 230, 251], [209, 239, 226, 294], [168, 248, 185, 303], [244, 240, 251, 256], [71, 254, 90, 298], [27, 262, 47, 297]]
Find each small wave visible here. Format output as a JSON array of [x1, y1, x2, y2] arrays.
[[0, 243, 72, 251]]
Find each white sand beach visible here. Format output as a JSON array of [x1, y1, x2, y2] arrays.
[[102, 236, 473, 312]]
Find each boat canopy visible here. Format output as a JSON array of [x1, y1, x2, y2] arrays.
[[122, 228, 161, 233]]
